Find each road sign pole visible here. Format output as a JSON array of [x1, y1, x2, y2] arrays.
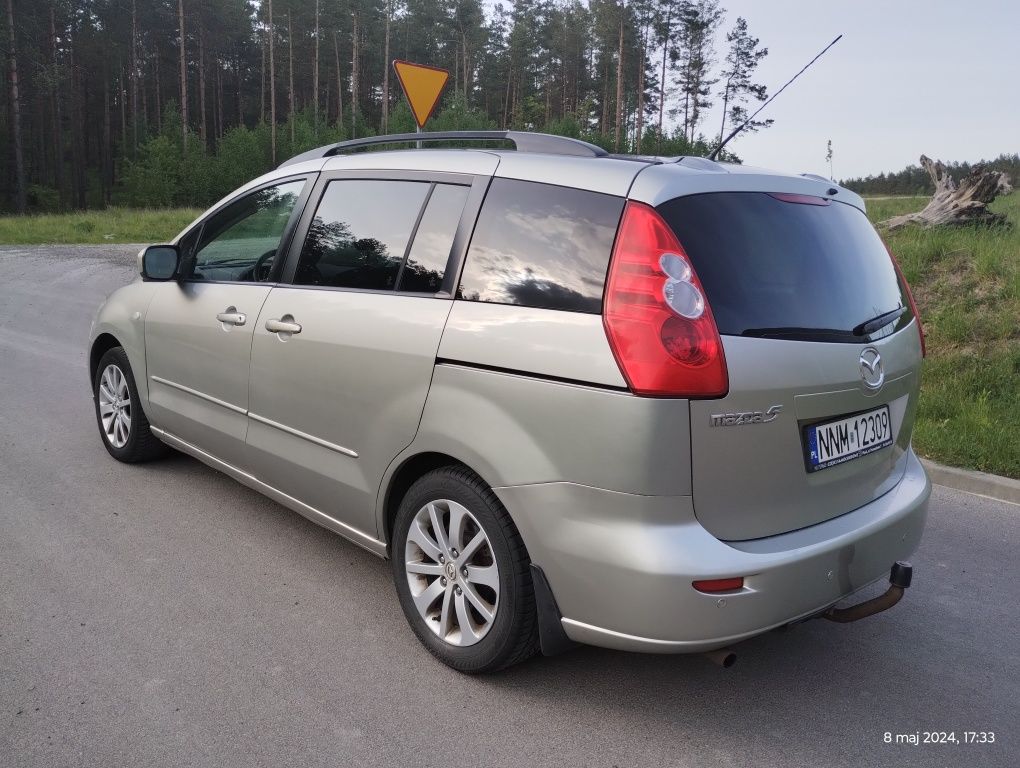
[[416, 124, 421, 150]]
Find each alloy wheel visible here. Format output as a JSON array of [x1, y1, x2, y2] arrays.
[[98, 363, 132, 449], [404, 499, 500, 647]]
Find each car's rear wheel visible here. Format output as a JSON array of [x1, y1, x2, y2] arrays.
[[93, 346, 168, 463], [392, 466, 539, 673]]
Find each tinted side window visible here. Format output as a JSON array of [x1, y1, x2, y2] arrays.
[[457, 179, 624, 313], [398, 184, 469, 293], [295, 179, 430, 290], [190, 180, 305, 282]]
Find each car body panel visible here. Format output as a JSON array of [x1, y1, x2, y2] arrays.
[[628, 160, 867, 211], [688, 323, 922, 541], [496, 449, 929, 651], [246, 287, 453, 537], [410, 363, 691, 496], [144, 282, 273, 466], [437, 301, 628, 388], [88, 276, 159, 407]]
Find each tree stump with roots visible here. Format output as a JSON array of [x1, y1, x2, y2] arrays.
[[879, 155, 1012, 231]]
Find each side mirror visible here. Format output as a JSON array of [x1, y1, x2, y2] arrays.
[[139, 245, 180, 281]]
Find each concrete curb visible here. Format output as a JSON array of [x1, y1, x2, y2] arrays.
[[921, 458, 1020, 506]]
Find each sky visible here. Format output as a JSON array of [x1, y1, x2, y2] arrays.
[[483, 0, 1018, 179], [674, 0, 1019, 179]]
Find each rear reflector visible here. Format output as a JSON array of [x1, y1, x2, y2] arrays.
[[603, 201, 728, 397], [693, 577, 745, 593]]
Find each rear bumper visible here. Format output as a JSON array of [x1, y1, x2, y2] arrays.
[[494, 448, 931, 653]]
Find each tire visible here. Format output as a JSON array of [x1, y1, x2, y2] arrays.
[[392, 465, 539, 673], [92, 346, 169, 463]]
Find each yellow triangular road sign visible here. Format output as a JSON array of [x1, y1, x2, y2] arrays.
[[393, 60, 450, 129]]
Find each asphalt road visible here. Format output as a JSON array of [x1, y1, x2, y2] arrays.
[[1, 244, 1017, 768]]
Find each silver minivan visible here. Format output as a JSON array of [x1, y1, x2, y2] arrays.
[[89, 131, 930, 672]]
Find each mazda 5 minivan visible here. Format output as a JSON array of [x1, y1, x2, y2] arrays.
[[88, 131, 930, 672]]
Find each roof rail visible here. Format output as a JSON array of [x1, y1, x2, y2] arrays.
[[279, 130, 608, 168]]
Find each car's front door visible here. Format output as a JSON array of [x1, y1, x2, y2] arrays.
[[145, 177, 310, 466], [245, 173, 482, 539]]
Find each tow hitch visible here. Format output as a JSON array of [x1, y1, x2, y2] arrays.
[[823, 561, 913, 623]]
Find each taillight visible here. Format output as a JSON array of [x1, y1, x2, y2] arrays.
[[603, 201, 728, 397], [885, 243, 926, 357]]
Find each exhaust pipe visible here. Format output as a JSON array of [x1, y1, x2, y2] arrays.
[[823, 561, 913, 623], [704, 648, 737, 668]]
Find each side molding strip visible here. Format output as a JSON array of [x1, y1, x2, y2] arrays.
[[150, 375, 247, 415], [248, 412, 359, 458], [151, 426, 386, 557]]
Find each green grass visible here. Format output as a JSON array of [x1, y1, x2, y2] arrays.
[[866, 194, 1020, 478], [0, 207, 202, 245]]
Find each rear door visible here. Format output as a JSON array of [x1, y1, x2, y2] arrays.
[[245, 171, 486, 538], [657, 192, 923, 541]]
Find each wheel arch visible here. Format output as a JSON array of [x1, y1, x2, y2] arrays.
[[381, 451, 482, 554], [89, 332, 123, 380]]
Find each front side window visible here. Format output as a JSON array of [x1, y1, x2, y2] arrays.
[[295, 179, 431, 290], [190, 179, 306, 282], [457, 179, 624, 314]]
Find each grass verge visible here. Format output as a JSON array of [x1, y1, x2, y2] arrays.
[[0, 207, 201, 245], [868, 194, 1020, 479]]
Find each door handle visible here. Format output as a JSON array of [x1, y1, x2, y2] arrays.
[[216, 308, 247, 326], [265, 317, 302, 335]]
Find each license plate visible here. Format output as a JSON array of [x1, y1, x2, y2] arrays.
[[805, 406, 893, 472]]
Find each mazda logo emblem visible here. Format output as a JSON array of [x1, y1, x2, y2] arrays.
[[859, 347, 884, 391]]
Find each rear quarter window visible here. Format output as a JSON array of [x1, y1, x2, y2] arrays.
[[457, 178, 624, 314]]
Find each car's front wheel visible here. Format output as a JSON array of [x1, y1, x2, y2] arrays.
[[93, 346, 168, 463], [392, 466, 539, 673]]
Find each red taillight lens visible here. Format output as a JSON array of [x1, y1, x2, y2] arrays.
[[603, 201, 728, 397], [885, 243, 926, 357], [692, 577, 744, 593]]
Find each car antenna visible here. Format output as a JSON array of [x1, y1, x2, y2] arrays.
[[708, 34, 843, 161]]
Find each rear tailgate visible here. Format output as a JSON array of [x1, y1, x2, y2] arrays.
[[658, 191, 923, 541]]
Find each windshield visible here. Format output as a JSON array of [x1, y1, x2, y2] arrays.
[[656, 192, 912, 343]]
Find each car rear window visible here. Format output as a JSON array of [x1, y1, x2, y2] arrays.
[[657, 192, 913, 343], [457, 178, 624, 313]]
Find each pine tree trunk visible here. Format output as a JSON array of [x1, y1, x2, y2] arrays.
[[351, 12, 359, 138], [119, 64, 127, 159], [268, 0, 276, 163], [382, 1, 390, 133], [216, 62, 223, 138], [260, 29, 266, 123], [614, 10, 624, 151], [103, 68, 112, 204], [333, 31, 343, 128], [635, 35, 645, 152], [131, 0, 139, 155], [69, 30, 86, 209], [6, 0, 27, 213], [178, 0, 188, 147], [657, 5, 672, 152], [154, 49, 162, 133], [313, 0, 320, 130], [288, 10, 294, 148], [718, 79, 730, 145], [198, 23, 207, 148], [50, 6, 63, 203]]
